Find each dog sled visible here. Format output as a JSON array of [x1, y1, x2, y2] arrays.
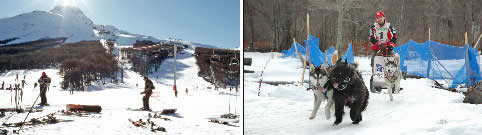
[[370, 43, 403, 93]]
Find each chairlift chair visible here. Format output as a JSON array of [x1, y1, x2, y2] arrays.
[[229, 57, 239, 66]]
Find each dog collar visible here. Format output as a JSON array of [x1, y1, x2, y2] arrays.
[[384, 71, 399, 83], [312, 86, 329, 99]]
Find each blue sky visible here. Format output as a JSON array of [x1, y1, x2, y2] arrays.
[[0, 0, 240, 48]]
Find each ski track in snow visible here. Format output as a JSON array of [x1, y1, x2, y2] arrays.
[[0, 46, 241, 135], [244, 52, 482, 135]]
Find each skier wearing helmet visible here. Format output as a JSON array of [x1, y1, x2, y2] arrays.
[[369, 11, 398, 67]]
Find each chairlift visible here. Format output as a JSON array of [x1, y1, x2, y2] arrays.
[[210, 55, 221, 62], [210, 49, 221, 62], [229, 57, 239, 66]]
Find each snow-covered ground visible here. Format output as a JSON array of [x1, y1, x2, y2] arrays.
[[0, 47, 241, 134], [244, 52, 482, 135]]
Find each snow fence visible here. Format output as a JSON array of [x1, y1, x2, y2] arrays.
[[281, 41, 305, 58], [282, 34, 354, 66], [393, 40, 481, 88]]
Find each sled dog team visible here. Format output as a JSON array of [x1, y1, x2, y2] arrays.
[[308, 47, 402, 125]]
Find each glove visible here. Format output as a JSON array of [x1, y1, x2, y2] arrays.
[[371, 42, 381, 51], [387, 42, 395, 51], [388, 42, 395, 47]]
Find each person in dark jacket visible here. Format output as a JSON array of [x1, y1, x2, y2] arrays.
[[38, 72, 51, 106], [141, 77, 154, 111]]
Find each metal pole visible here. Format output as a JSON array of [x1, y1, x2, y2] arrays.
[[173, 40, 178, 97]]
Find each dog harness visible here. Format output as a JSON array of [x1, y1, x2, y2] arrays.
[[317, 86, 329, 99], [384, 70, 399, 83]]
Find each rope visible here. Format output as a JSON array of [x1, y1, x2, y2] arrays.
[[258, 57, 271, 96]]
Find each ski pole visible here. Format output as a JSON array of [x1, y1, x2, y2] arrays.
[[18, 85, 41, 132]]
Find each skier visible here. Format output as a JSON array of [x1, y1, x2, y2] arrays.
[[369, 11, 398, 67], [38, 72, 51, 106], [21, 79, 27, 89], [140, 77, 155, 111], [1, 81, 4, 90]]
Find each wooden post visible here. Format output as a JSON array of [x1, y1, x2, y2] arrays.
[[426, 27, 432, 78], [464, 32, 473, 95], [301, 13, 309, 86], [293, 38, 299, 58], [474, 34, 482, 49], [465, 42, 472, 95], [428, 27, 430, 40]]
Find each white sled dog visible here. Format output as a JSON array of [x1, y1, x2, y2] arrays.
[[308, 63, 334, 120], [308, 50, 338, 120], [383, 54, 402, 101]]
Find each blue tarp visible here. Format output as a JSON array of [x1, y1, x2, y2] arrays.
[[394, 40, 481, 88], [341, 43, 354, 64], [305, 34, 325, 66], [282, 41, 306, 58]]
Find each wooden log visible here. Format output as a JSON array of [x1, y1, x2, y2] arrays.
[[66, 104, 102, 113]]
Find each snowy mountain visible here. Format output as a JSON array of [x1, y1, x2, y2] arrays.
[[169, 39, 219, 49], [0, 5, 220, 48], [93, 24, 164, 46], [0, 6, 98, 45]]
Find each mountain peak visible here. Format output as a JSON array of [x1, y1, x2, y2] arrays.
[[50, 5, 84, 15]]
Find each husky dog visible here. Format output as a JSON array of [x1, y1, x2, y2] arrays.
[[383, 55, 402, 101], [308, 50, 339, 120], [326, 59, 369, 125], [307, 63, 334, 120]]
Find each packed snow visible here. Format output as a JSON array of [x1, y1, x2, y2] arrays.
[[244, 52, 482, 135], [0, 46, 241, 134]]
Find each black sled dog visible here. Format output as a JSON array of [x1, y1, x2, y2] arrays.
[[326, 59, 369, 125]]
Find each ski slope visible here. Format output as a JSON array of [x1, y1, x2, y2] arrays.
[[244, 52, 482, 135], [0, 47, 241, 134]]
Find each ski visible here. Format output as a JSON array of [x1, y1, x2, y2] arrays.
[[128, 118, 166, 132], [207, 118, 239, 127]]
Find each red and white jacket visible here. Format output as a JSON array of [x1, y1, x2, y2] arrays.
[[369, 20, 398, 50]]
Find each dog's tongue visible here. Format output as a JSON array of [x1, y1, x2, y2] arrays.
[[333, 83, 339, 88]]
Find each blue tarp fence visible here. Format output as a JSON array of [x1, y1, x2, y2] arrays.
[[394, 40, 481, 88], [341, 43, 355, 64], [281, 41, 305, 58], [282, 35, 354, 66], [305, 34, 325, 66]]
